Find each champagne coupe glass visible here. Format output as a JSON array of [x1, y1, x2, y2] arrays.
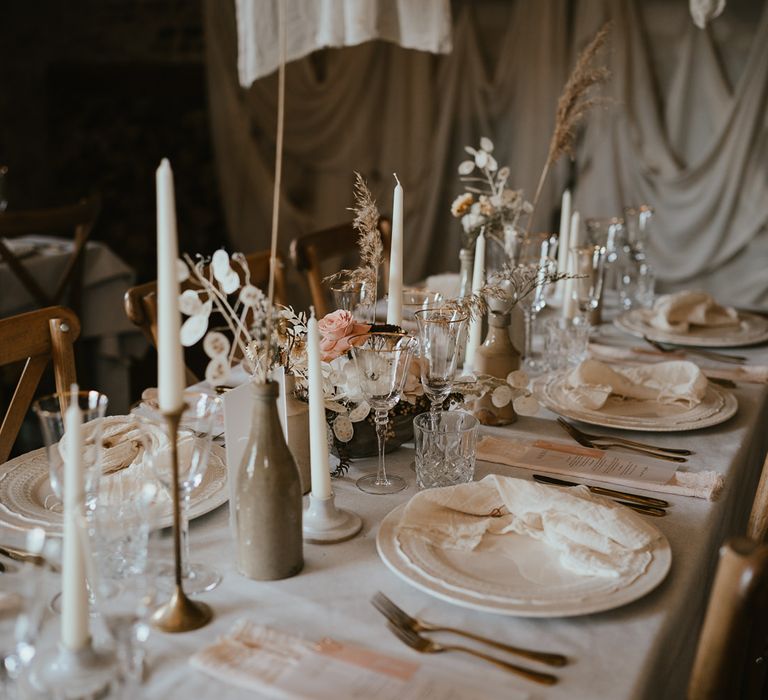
[[136, 391, 221, 595], [414, 308, 467, 421], [350, 332, 417, 495], [34, 391, 109, 508], [517, 233, 558, 372], [568, 245, 606, 316]]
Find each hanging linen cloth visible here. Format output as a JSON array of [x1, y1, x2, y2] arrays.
[[235, 0, 453, 86], [575, 0, 768, 304]]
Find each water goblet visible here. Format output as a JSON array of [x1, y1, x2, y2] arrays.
[[623, 205, 654, 261], [517, 233, 558, 372], [349, 332, 417, 495], [135, 391, 221, 595], [413, 308, 466, 421]]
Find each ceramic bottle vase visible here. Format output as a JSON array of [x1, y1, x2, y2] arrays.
[[235, 380, 303, 580], [283, 374, 311, 494], [472, 310, 520, 426]]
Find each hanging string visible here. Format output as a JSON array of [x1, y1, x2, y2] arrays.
[[265, 0, 286, 350]]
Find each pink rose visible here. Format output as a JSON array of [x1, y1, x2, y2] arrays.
[[317, 310, 370, 362]]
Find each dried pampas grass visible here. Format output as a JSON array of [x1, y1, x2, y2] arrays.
[[527, 22, 612, 232], [324, 172, 383, 296]]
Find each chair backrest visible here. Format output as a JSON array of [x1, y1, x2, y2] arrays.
[[0, 195, 101, 315], [289, 219, 391, 317], [748, 451, 768, 543], [0, 306, 80, 464], [688, 537, 768, 699], [123, 250, 286, 383]]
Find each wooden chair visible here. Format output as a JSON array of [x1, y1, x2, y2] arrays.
[[123, 250, 287, 383], [688, 537, 768, 699], [748, 450, 768, 543], [0, 306, 80, 464], [289, 219, 391, 317], [0, 195, 101, 315]]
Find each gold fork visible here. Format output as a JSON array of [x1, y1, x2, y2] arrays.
[[372, 592, 567, 667], [387, 622, 558, 685]]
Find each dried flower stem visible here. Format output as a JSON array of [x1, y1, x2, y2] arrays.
[[526, 22, 612, 233]]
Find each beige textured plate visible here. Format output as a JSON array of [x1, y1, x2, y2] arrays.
[[377, 504, 671, 618], [0, 445, 228, 535], [533, 371, 737, 432], [615, 309, 768, 348]]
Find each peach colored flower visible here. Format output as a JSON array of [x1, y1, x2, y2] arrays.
[[318, 310, 370, 362]]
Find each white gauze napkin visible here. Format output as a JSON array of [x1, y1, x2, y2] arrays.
[[564, 358, 707, 410], [646, 290, 739, 333], [397, 474, 659, 579]]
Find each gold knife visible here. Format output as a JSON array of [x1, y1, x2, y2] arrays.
[[0, 544, 53, 569], [532, 474, 670, 508]]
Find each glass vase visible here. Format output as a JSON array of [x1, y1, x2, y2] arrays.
[[234, 381, 303, 580]]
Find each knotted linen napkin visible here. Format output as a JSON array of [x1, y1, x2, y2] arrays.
[[564, 358, 708, 410], [396, 474, 659, 579], [646, 290, 739, 333]]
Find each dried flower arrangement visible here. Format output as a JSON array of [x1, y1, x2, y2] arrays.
[[323, 171, 385, 300], [446, 263, 571, 322], [450, 137, 533, 254], [526, 22, 611, 231]]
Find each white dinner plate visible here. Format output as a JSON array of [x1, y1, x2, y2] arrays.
[[377, 503, 671, 618], [0, 445, 228, 536], [532, 371, 738, 432], [614, 309, 768, 348]]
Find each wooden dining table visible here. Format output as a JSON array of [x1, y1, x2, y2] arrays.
[[2, 323, 767, 699]]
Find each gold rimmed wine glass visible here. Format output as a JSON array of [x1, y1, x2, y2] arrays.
[[349, 332, 417, 495]]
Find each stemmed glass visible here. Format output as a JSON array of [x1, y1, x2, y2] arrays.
[[517, 233, 558, 372], [34, 391, 109, 509], [349, 332, 417, 495], [568, 245, 606, 316], [135, 391, 221, 595], [414, 308, 467, 421], [329, 272, 375, 323], [402, 288, 442, 322]]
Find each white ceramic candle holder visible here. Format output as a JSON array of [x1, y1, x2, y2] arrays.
[[302, 493, 362, 544]]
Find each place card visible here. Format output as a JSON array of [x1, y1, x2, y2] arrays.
[[191, 620, 527, 700], [477, 435, 679, 485]]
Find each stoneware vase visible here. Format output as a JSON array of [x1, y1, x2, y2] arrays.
[[473, 309, 520, 426], [234, 381, 303, 581], [283, 374, 311, 494]]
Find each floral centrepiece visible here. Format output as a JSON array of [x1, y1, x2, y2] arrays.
[[451, 137, 533, 255]]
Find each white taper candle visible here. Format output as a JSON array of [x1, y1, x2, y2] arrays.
[[307, 309, 332, 499], [555, 189, 571, 299], [156, 159, 185, 413], [386, 174, 404, 326], [61, 384, 89, 651], [562, 210, 581, 320], [464, 231, 486, 368]]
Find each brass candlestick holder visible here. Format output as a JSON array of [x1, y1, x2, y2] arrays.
[[151, 406, 213, 633]]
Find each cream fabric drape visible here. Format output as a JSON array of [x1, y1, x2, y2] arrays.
[[205, 0, 768, 307], [576, 0, 768, 305], [203, 0, 569, 305], [235, 0, 452, 86]]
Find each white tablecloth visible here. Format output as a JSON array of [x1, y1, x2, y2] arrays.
[[0, 236, 147, 413], [3, 326, 767, 699], [142, 333, 768, 699]]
